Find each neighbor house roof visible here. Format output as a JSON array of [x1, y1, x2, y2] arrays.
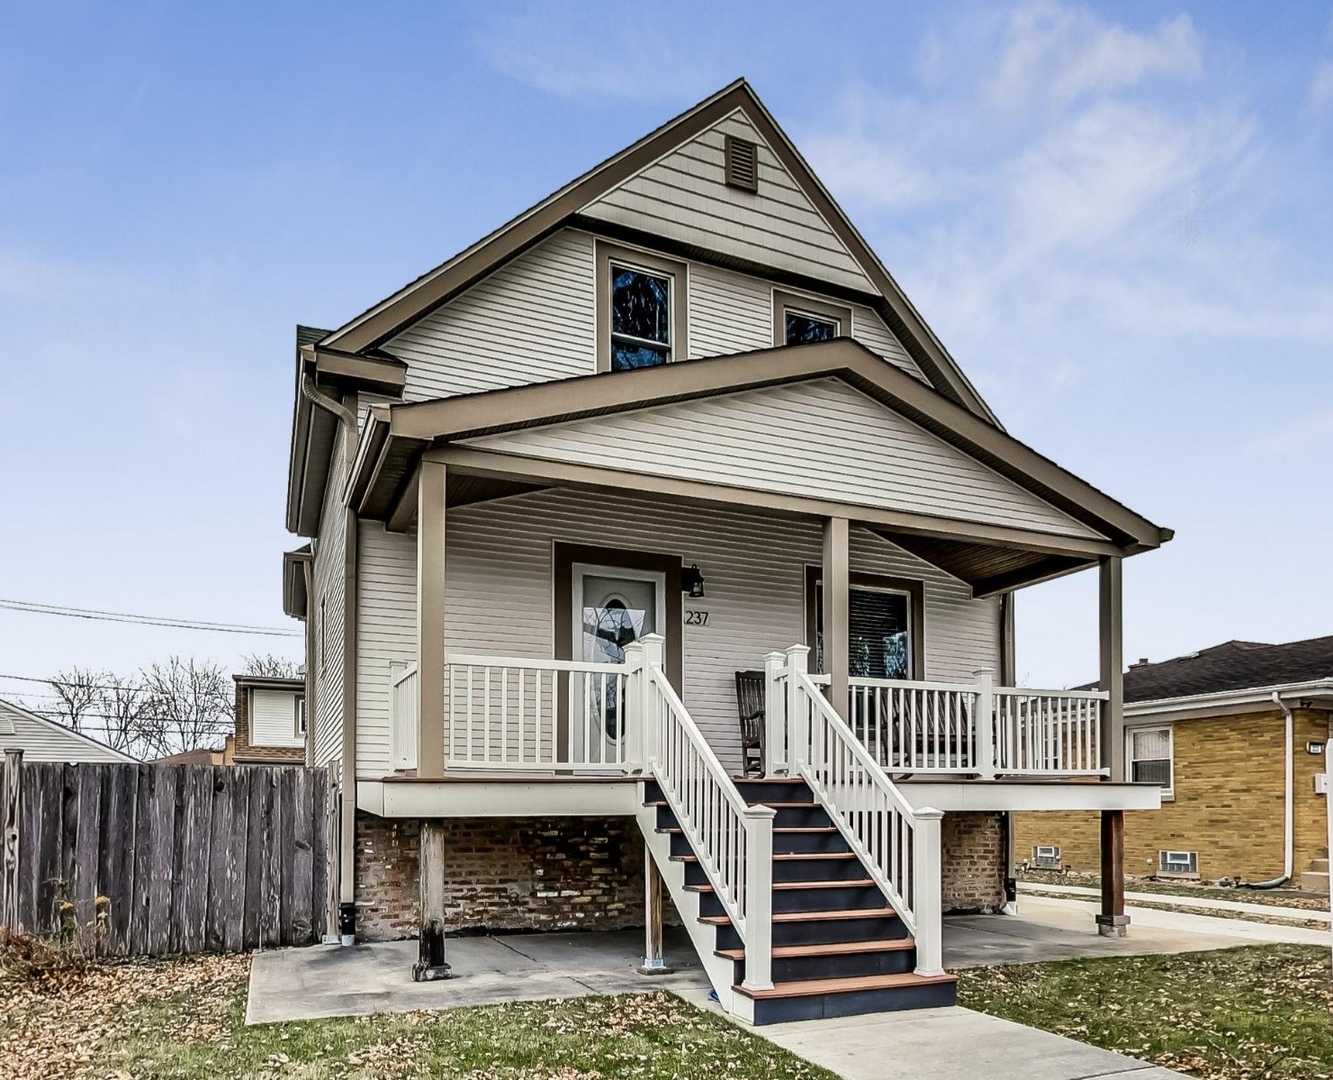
[[0, 698, 137, 763], [1081, 635, 1333, 704]]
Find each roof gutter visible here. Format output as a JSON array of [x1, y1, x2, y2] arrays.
[[1125, 678, 1333, 722]]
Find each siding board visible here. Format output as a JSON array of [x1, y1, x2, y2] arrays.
[[310, 423, 348, 768], [581, 111, 875, 293], [462, 380, 1100, 540]]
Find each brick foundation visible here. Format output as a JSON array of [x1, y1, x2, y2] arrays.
[[941, 811, 1007, 914], [354, 809, 1008, 939], [353, 813, 658, 941]]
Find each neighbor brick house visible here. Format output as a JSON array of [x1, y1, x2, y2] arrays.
[[1016, 636, 1333, 890], [227, 674, 306, 765], [280, 80, 1170, 1023]]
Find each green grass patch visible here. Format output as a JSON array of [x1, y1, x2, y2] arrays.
[[0, 953, 835, 1080], [957, 944, 1333, 1079]]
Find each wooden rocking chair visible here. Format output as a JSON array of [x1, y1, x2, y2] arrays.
[[734, 670, 766, 778]]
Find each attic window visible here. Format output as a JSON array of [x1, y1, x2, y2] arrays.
[[725, 135, 758, 192]]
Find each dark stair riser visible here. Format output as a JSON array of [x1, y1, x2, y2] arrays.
[[679, 856, 867, 887], [665, 828, 850, 858], [731, 779, 816, 805], [711, 913, 907, 951], [695, 882, 887, 917], [728, 947, 916, 984], [656, 802, 829, 830], [749, 980, 957, 1025]]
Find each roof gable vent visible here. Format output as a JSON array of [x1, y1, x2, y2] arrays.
[[724, 134, 758, 193]]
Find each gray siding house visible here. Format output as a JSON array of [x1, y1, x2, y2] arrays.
[[0, 698, 135, 764], [281, 80, 1169, 1024]]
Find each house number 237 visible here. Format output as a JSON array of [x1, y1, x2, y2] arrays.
[[684, 610, 710, 626]]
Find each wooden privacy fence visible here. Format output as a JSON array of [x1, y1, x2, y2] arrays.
[[0, 753, 337, 956]]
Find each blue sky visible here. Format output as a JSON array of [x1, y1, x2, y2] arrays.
[[1, 0, 1331, 703]]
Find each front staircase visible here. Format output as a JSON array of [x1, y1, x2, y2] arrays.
[[642, 775, 956, 1024]]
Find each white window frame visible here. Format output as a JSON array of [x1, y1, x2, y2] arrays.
[[1126, 724, 1174, 799], [294, 695, 307, 738]]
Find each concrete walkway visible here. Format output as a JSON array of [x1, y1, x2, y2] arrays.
[[1020, 880, 1333, 923]]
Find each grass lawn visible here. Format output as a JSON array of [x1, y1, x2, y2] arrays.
[[957, 944, 1333, 1079], [0, 953, 836, 1080]]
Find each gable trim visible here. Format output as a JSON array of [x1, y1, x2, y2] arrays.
[[386, 338, 1167, 550], [317, 80, 996, 423]]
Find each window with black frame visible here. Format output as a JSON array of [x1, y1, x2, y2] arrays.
[[785, 309, 838, 345], [610, 264, 672, 369], [813, 582, 912, 680]]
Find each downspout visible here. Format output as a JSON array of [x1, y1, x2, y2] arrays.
[[302, 371, 361, 939], [1243, 691, 1294, 889]]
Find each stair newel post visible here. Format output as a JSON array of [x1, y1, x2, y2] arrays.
[[911, 806, 945, 977], [623, 640, 645, 773], [741, 803, 777, 992], [974, 668, 996, 780], [785, 644, 810, 773], [763, 651, 787, 777], [639, 634, 666, 769]]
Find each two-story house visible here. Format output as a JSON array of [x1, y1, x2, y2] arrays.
[[281, 80, 1170, 1024]]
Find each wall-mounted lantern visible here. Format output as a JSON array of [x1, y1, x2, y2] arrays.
[[681, 564, 706, 599]]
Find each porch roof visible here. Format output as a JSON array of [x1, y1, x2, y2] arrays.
[[345, 340, 1170, 597]]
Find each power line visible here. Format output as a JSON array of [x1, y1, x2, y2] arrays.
[[0, 598, 300, 637]]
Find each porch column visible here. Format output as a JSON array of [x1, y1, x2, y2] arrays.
[[417, 459, 447, 778], [637, 847, 673, 975], [822, 516, 850, 708], [1098, 555, 1125, 779], [413, 820, 452, 981], [1098, 554, 1129, 937]]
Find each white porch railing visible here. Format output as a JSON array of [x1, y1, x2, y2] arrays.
[[633, 635, 776, 989], [817, 669, 1108, 779], [771, 645, 942, 976], [390, 661, 420, 771], [443, 654, 632, 770]]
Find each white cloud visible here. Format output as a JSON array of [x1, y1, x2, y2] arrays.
[[1248, 406, 1333, 457], [1308, 59, 1333, 113], [988, 3, 1202, 110], [469, 3, 717, 103]]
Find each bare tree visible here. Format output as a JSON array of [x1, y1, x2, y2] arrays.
[[97, 673, 156, 759], [47, 667, 106, 733], [140, 657, 233, 755], [240, 653, 301, 679]]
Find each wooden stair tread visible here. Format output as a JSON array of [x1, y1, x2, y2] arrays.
[[672, 851, 857, 863], [735, 971, 957, 1000], [715, 939, 915, 961], [659, 825, 836, 835], [686, 878, 875, 894], [699, 907, 896, 927]]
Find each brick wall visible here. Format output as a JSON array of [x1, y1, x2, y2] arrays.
[[353, 813, 659, 941], [1015, 709, 1333, 882], [940, 811, 1007, 913]]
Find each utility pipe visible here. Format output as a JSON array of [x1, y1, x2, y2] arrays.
[[1243, 692, 1294, 889]]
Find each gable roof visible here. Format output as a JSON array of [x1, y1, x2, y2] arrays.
[[1103, 636, 1333, 703], [0, 698, 137, 763], [354, 338, 1170, 561], [315, 79, 998, 425]]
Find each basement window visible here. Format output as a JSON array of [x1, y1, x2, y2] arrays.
[[1128, 726, 1173, 796]]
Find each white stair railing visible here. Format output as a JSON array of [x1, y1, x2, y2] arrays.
[[630, 635, 775, 991], [776, 644, 944, 977]]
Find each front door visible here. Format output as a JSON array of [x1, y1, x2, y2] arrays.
[[571, 563, 666, 764]]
